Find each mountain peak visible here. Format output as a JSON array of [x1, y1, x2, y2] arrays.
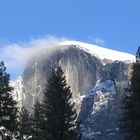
[[59, 40, 135, 63]]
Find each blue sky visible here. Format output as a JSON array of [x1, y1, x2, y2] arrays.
[[0, 0, 140, 79]]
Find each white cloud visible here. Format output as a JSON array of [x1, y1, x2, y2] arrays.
[[0, 36, 105, 80], [0, 36, 68, 80], [94, 38, 105, 46], [88, 36, 105, 46]]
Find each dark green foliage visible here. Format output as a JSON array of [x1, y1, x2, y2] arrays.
[[18, 107, 32, 140], [42, 67, 77, 140], [120, 48, 140, 140], [0, 61, 18, 139], [31, 99, 44, 140], [136, 46, 140, 62]]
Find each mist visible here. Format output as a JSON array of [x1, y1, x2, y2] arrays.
[[0, 36, 68, 80]]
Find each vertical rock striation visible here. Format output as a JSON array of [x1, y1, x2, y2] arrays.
[[13, 42, 134, 139]]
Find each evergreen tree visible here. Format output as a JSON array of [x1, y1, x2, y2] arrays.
[[0, 61, 18, 139], [18, 107, 32, 140], [120, 48, 140, 140], [31, 99, 44, 140], [42, 67, 77, 140]]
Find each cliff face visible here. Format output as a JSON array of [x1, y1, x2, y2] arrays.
[[22, 46, 103, 109], [78, 62, 132, 140], [13, 41, 134, 140]]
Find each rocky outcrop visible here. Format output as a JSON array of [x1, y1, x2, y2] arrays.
[[13, 42, 134, 139], [78, 62, 132, 140]]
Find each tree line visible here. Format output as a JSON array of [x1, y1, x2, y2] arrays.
[[0, 62, 78, 140], [120, 47, 140, 140]]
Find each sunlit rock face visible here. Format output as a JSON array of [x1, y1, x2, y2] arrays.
[[13, 41, 134, 139], [22, 46, 103, 110]]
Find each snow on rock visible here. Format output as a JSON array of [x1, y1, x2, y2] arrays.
[[86, 80, 115, 97], [59, 41, 135, 63], [11, 76, 24, 109], [9, 40, 133, 140], [78, 79, 121, 139], [72, 95, 86, 115], [0, 127, 14, 140], [86, 80, 116, 114]]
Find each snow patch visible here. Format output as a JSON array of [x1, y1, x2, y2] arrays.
[[85, 80, 116, 114], [59, 41, 135, 63], [11, 76, 24, 109]]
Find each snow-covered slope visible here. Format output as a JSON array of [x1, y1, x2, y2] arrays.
[[78, 80, 117, 139], [59, 41, 135, 63]]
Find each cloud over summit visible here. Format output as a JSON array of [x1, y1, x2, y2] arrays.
[[0, 36, 67, 80]]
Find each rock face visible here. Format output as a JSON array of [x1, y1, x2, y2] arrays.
[[78, 62, 132, 140], [14, 41, 134, 140], [22, 46, 103, 110]]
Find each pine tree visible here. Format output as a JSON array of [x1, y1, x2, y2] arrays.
[[120, 48, 140, 140], [31, 99, 44, 140], [0, 61, 18, 139], [18, 107, 32, 140], [42, 67, 77, 140]]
